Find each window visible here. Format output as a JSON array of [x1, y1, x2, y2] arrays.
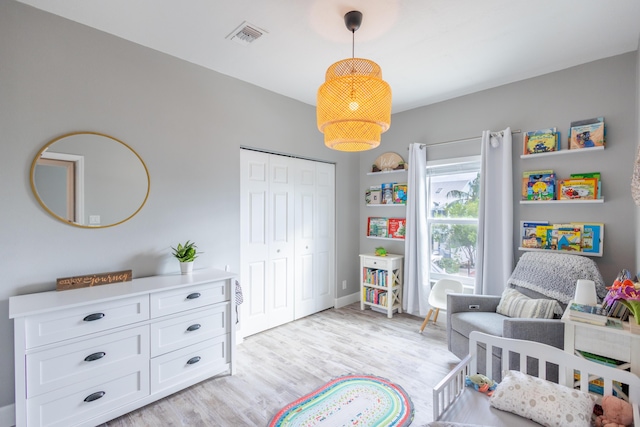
[[426, 156, 480, 288]]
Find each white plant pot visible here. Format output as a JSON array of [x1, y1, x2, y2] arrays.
[[180, 261, 194, 275]]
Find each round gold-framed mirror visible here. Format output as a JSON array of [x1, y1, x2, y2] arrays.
[[30, 131, 150, 228]]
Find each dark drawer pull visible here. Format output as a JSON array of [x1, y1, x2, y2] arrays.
[[84, 391, 105, 402], [83, 313, 105, 322], [186, 292, 201, 300], [187, 356, 201, 365], [84, 352, 106, 362], [186, 324, 201, 332]]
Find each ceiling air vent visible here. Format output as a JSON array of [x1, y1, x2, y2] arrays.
[[226, 21, 266, 46]]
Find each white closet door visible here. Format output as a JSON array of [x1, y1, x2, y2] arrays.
[[240, 150, 294, 337], [294, 160, 335, 319], [241, 150, 335, 336]]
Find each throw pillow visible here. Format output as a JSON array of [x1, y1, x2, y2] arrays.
[[489, 370, 595, 427], [496, 288, 561, 319]]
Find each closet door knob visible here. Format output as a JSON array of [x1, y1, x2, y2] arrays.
[[186, 324, 201, 332], [83, 313, 105, 322], [186, 292, 201, 300], [187, 356, 201, 365], [84, 391, 105, 402], [84, 352, 106, 362]]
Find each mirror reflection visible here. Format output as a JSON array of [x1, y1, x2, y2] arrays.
[[31, 132, 150, 228]]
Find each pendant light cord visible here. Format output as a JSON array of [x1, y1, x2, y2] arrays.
[[351, 30, 355, 59]]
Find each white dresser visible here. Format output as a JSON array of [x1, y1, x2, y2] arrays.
[[9, 268, 236, 427]]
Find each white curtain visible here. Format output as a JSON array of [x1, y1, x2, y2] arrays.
[[475, 127, 514, 295], [403, 143, 429, 315]]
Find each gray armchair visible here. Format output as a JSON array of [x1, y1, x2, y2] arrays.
[[446, 252, 606, 379]]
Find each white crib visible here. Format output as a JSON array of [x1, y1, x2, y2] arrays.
[[432, 331, 640, 426]]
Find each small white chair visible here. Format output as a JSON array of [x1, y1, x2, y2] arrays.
[[419, 278, 464, 333]]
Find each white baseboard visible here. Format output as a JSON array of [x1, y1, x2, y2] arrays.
[[0, 403, 15, 427], [334, 292, 359, 308]]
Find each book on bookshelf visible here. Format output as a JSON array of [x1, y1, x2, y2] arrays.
[[526, 172, 556, 200], [521, 221, 548, 248], [570, 172, 601, 199], [368, 186, 382, 204], [381, 183, 395, 204], [522, 170, 554, 199], [367, 217, 388, 237], [558, 178, 598, 200], [568, 302, 607, 325], [569, 117, 605, 149], [523, 128, 559, 155], [392, 183, 407, 204], [388, 218, 406, 239]]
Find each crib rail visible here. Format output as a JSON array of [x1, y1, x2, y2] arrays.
[[432, 354, 472, 421]]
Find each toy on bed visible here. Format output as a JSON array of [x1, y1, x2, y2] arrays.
[[595, 395, 633, 427], [465, 374, 497, 396], [432, 331, 640, 427]]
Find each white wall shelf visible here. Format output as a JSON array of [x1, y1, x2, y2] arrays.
[[366, 169, 407, 176], [520, 199, 604, 205], [520, 145, 604, 159], [518, 247, 602, 257], [366, 236, 405, 241], [366, 204, 406, 207]]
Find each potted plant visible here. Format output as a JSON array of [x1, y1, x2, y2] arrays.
[[171, 240, 200, 274]]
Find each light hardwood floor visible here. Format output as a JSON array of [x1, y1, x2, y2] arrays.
[[102, 303, 460, 427]]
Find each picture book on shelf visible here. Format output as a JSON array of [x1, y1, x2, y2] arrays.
[[381, 183, 395, 204], [521, 221, 548, 248], [367, 186, 382, 204], [526, 172, 556, 200], [523, 128, 559, 155], [367, 217, 388, 238], [522, 170, 553, 199], [388, 218, 406, 239], [558, 178, 598, 200], [570, 172, 601, 199], [569, 117, 605, 149], [571, 222, 604, 254], [392, 183, 407, 204]]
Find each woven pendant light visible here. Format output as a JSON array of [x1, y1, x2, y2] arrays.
[[317, 11, 392, 152]]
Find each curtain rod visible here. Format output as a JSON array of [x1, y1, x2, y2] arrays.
[[418, 129, 522, 148]]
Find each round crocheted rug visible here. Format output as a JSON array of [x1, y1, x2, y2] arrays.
[[268, 374, 414, 427]]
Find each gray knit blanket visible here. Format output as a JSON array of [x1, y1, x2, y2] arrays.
[[507, 252, 606, 304]]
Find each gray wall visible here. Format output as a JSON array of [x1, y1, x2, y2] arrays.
[[361, 52, 639, 286], [0, 1, 361, 410]]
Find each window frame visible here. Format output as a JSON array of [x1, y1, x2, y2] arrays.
[[425, 155, 481, 289]]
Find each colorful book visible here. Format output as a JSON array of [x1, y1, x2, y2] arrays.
[[521, 221, 548, 248], [522, 170, 554, 199], [570, 172, 602, 199], [392, 183, 407, 204], [556, 227, 581, 251], [527, 173, 556, 200], [569, 117, 605, 149], [381, 183, 395, 204], [571, 223, 603, 255], [558, 178, 597, 200], [523, 128, 559, 155], [367, 217, 388, 237], [388, 218, 406, 239], [368, 186, 382, 204]]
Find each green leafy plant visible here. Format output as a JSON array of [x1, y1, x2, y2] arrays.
[[171, 240, 200, 262]]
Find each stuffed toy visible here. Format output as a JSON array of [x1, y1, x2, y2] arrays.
[[594, 395, 633, 427], [465, 374, 498, 396]]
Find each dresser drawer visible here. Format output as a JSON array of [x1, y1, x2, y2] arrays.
[[150, 303, 229, 357], [150, 334, 229, 394], [150, 281, 228, 318], [26, 368, 149, 427], [362, 257, 388, 269], [26, 326, 149, 398], [24, 295, 149, 349]]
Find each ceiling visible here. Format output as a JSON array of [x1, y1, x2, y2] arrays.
[[16, 0, 640, 113]]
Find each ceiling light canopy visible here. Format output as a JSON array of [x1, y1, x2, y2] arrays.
[[317, 11, 392, 152]]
